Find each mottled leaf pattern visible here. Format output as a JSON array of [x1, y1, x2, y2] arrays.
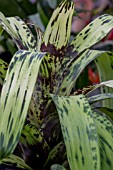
[[59, 50, 112, 95], [28, 0, 75, 125], [42, 0, 74, 50], [44, 141, 66, 169], [88, 93, 113, 104], [92, 111, 113, 170], [0, 50, 46, 159], [0, 13, 36, 51], [0, 58, 8, 85], [71, 14, 113, 54], [95, 107, 113, 120], [51, 94, 100, 170], [2, 154, 33, 170], [0, 59, 8, 78]]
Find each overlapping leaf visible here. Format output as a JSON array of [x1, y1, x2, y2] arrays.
[[71, 14, 113, 54], [51, 94, 100, 170], [2, 154, 33, 170], [0, 50, 46, 160], [0, 13, 36, 51], [28, 0, 75, 125], [59, 50, 113, 95], [92, 111, 113, 170]]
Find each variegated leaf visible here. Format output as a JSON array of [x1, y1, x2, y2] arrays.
[[71, 14, 113, 54], [95, 107, 113, 121], [2, 154, 33, 170], [0, 58, 8, 85], [44, 141, 66, 169], [0, 50, 46, 160], [59, 50, 113, 95], [95, 52, 113, 109], [92, 110, 113, 170], [0, 12, 36, 51], [88, 93, 113, 104], [42, 0, 74, 52], [51, 94, 100, 170]]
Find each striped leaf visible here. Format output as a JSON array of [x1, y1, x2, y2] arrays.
[[2, 154, 33, 170], [59, 50, 113, 95], [71, 14, 113, 54], [92, 111, 113, 170], [0, 12, 36, 51], [44, 141, 66, 169], [88, 93, 113, 104], [42, 0, 74, 51], [95, 107, 113, 120], [0, 58, 8, 86], [51, 94, 100, 170], [0, 50, 46, 160], [95, 52, 113, 109]]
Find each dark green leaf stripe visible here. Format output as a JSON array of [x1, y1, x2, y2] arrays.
[[92, 111, 113, 170], [88, 93, 113, 104], [0, 13, 36, 51], [95, 107, 113, 120], [0, 50, 46, 159], [20, 124, 49, 150], [44, 141, 65, 169], [0, 59, 8, 79], [0, 59, 8, 86], [42, 0, 74, 50], [71, 14, 113, 54], [51, 94, 100, 170], [59, 50, 109, 95], [2, 154, 33, 170]]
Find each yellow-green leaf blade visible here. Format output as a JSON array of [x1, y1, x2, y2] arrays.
[[0, 12, 36, 51], [43, 0, 74, 50], [0, 50, 46, 160], [71, 14, 113, 54], [51, 94, 100, 170]]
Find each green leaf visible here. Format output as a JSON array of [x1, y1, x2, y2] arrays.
[[88, 93, 113, 104], [51, 164, 66, 170], [2, 154, 33, 170], [0, 12, 36, 51], [38, 4, 49, 28], [44, 141, 66, 169], [43, 0, 74, 50], [0, 58, 8, 84], [20, 124, 49, 150], [95, 51, 113, 109], [59, 50, 113, 95], [92, 110, 113, 170], [95, 107, 113, 120], [71, 14, 113, 54], [51, 94, 100, 170], [0, 50, 46, 160]]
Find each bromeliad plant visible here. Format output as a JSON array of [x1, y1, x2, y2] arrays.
[[1, 0, 113, 170]]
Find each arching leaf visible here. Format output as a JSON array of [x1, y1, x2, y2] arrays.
[[0, 50, 46, 160], [71, 14, 113, 54], [51, 94, 100, 170], [0, 13, 36, 51]]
